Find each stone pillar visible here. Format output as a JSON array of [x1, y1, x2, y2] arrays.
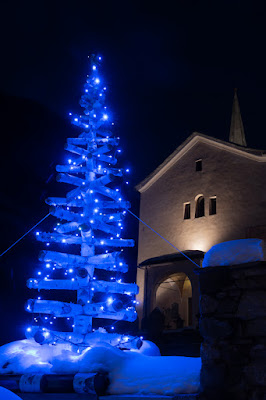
[[197, 261, 266, 400]]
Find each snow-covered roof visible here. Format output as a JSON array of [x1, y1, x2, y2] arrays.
[[136, 132, 266, 193], [202, 239, 265, 268], [139, 250, 204, 267]]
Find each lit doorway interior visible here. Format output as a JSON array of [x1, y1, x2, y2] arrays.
[[155, 272, 192, 330]]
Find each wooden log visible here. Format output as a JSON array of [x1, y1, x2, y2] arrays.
[[65, 186, 82, 200], [0, 373, 108, 396], [25, 299, 83, 317], [93, 238, 134, 248], [56, 222, 81, 234], [95, 154, 117, 165], [27, 278, 80, 291], [39, 250, 122, 267], [49, 207, 85, 223], [92, 143, 113, 155], [56, 173, 85, 187], [36, 232, 83, 245], [90, 184, 121, 201], [25, 328, 142, 349], [94, 129, 113, 138], [90, 173, 115, 187], [100, 200, 130, 210], [73, 372, 108, 395], [68, 155, 87, 166], [39, 237, 133, 251], [42, 374, 74, 393], [84, 302, 137, 321], [92, 219, 121, 235], [19, 394, 97, 399], [56, 165, 88, 173], [67, 137, 90, 145], [0, 374, 21, 391], [64, 143, 89, 157], [95, 137, 119, 146], [38, 250, 127, 273], [39, 250, 86, 266], [19, 374, 46, 393], [86, 252, 122, 264], [102, 212, 124, 223], [26, 298, 136, 321], [74, 314, 92, 335], [45, 197, 84, 207], [92, 280, 139, 295]]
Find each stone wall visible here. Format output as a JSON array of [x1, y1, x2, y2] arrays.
[[197, 261, 266, 400]]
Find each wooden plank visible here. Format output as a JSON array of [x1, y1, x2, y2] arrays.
[[99, 395, 199, 400], [18, 394, 97, 400], [17, 392, 200, 400], [0, 373, 108, 395], [99, 396, 175, 400]]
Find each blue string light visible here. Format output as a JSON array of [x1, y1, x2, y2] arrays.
[[24, 55, 140, 350]]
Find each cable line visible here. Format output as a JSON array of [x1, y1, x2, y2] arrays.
[[0, 213, 51, 258], [0, 205, 201, 270], [126, 208, 200, 268]]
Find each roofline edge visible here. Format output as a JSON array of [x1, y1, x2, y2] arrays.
[[136, 133, 266, 193]]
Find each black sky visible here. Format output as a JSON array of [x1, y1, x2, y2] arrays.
[[2, 1, 266, 157], [0, 0, 266, 342]]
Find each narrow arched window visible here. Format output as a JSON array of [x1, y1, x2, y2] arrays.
[[195, 195, 204, 218]]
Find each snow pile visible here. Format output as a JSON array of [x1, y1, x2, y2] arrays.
[[107, 351, 201, 395], [0, 387, 21, 399], [0, 339, 200, 395], [0, 339, 54, 374], [202, 238, 265, 268], [129, 339, 161, 356]]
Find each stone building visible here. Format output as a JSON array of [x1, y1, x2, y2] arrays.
[[135, 90, 266, 330]]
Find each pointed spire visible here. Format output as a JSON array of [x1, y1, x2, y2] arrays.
[[229, 88, 247, 147]]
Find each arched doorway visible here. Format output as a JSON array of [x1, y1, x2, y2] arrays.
[[155, 272, 192, 330]]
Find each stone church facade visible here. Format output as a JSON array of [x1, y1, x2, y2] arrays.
[[135, 91, 266, 330]]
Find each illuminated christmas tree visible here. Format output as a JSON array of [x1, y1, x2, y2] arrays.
[[25, 55, 140, 350]]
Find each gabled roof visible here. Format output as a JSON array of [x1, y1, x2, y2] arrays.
[[136, 132, 266, 193]]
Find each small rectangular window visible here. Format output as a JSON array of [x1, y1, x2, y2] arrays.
[[195, 159, 202, 171], [184, 203, 191, 219], [209, 197, 217, 215]]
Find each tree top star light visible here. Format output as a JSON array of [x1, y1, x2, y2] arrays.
[[25, 55, 141, 351]]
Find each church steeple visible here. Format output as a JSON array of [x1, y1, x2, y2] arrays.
[[229, 88, 247, 147]]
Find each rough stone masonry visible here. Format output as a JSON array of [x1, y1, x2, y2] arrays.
[[197, 261, 266, 400]]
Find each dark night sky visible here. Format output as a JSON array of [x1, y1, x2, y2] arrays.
[[0, 0, 266, 343], [1, 1, 266, 171]]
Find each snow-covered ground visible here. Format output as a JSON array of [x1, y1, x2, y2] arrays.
[[0, 339, 201, 395], [0, 386, 21, 399]]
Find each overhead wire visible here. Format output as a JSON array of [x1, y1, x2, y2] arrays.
[[126, 208, 201, 268], [0, 208, 201, 269], [0, 213, 51, 258]]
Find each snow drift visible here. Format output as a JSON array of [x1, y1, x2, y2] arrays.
[[0, 387, 21, 399], [0, 339, 200, 395], [202, 238, 265, 268]]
